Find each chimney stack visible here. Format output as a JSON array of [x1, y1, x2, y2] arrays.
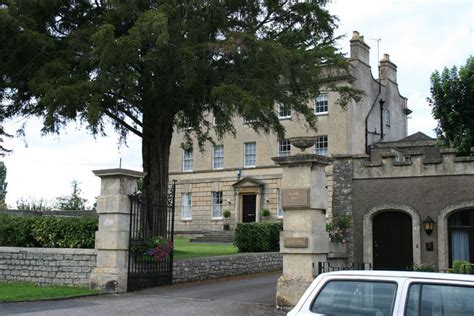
[[379, 53, 397, 84], [350, 31, 370, 65]]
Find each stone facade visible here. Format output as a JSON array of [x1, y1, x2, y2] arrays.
[[169, 31, 410, 234], [0, 247, 96, 286], [173, 252, 282, 284]]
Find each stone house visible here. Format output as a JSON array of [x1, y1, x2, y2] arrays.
[[168, 31, 410, 235], [332, 132, 474, 271]]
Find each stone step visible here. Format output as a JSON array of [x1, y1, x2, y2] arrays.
[[190, 236, 234, 243]]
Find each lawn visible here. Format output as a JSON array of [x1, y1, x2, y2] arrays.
[[0, 282, 97, 302], [173, 237, 238, 260]]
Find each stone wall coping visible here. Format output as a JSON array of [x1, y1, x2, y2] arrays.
[[332, 154, 355, 159], [175, 252, 281, 262], [0, 247, 96, 255], [93, 168, 145, 179]]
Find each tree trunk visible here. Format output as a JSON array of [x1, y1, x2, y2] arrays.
[[142, 113, 174, 237]]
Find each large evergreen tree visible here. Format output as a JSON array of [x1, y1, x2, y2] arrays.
[[429, 56, 474, 154], [0, 1, 359, 223]]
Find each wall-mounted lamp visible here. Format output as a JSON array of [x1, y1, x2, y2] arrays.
[[237, 169, 241, 179], [265, 198, 270, 203], [422, 216, 435, 236], [227, 199, 231, 205]]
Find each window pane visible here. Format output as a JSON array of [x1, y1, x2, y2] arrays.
[[212, 191, 223, 218], [213, 145, 224, 169], [183, 150, 193, 171], [315, 94, 328, 114], [407, 283, 474, 316], [181, 193, 192, 220], [277, 189, 283, 218], [310, 280, 397, 315], [244, 142, 256, 167], [278, 104, 291, 118], [278, 139, 291, 157], [315, 135, 328, 156]]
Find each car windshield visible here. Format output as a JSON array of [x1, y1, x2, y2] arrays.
[[310, 279, 397, 316]]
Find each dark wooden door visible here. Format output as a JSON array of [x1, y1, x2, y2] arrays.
[[242, 195, 256, 223], [373, 211, 413, 270]]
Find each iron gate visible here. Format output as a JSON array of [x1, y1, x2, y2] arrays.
[[127, 183, 176, 291]]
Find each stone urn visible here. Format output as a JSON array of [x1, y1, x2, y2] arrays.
[[289, 136, 317, 154]]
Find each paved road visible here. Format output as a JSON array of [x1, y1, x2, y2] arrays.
[[0, 272, 287, 316]]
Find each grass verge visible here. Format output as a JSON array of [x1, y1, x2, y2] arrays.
[[0, 282, 97, 302], [174, 237, 238, 260]]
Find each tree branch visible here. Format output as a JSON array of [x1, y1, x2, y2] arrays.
[[104, 109, 143, 138]]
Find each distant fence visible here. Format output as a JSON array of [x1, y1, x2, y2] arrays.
[[3, 209, 97, 217]]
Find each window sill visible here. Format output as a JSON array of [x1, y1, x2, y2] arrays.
[[212, 167, 224, 171], [181, 218, 192, 222], [315, 112, 329, 116], [278, 117, 292, 120], [182, 169, 193, 173], [244, 165, 256, 168], [211, 217, 224, 221]]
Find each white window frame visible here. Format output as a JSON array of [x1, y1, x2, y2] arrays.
[[212, 191, 223, 219], [277, 189, 284, 218], [181, 193, 192, 220], [278, 139, 291, 157], [182, 149, 193, 172], [277, 103, 291, 119], [314, 135, 328, 156], [244, 142, 256, 167], [315, 94, 329, 115], [212, 144, 224, 170]]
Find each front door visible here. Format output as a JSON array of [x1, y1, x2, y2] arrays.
[[373, 211, 413, 270], [242, 194, 256, 223]]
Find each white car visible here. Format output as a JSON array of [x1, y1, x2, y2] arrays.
[[288, 270, 474, 316]]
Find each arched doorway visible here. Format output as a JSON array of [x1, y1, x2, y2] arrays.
[[373, 211, 413, 270], [448, 209, 474, 266]]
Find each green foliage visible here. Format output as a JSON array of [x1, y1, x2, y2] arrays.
[[0, 214, 97, 248], [0, 0, 361, 209], [452, 260, 472, 274], [173, 237, 237, 260], [16, 197, 53, 211], [223, 210, 231, 219], [326, 213, 351, 244], [234, 222, 282, 253], [0, 161, 6, 209], [429, 56, 474, 155], [55, 180, 89, 210], [412, 263, 437, 272], [261, 209, 271, 217]]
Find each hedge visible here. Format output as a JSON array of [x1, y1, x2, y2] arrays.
[[234, 222, 283, 252], [0, 214, 98, 248]]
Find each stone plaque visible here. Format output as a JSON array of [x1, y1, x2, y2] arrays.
[[284, 237, 308, 248], [281, 188, 310, 209]]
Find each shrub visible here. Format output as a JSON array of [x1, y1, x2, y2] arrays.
[[261, 209, 271, 217], [412, 263, 437, 272], [234, 222, 282, 252], [0, 214, 98, 248], [452, 260, 472, 274], [326, 213, 351, 244]]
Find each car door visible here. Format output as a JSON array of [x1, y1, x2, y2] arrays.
[[400, 279, 474, 315]]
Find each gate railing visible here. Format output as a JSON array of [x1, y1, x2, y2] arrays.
[[317, 262, 372, 275], [127, 183, 176, 291]]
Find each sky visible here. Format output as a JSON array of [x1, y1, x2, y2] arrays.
[[2, 0, 473, 208]]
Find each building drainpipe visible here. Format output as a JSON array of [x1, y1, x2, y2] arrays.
[[365, 67, 382, 154], [380, 99, 385, 140]]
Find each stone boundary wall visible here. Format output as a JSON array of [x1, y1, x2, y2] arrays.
[[173, 252, 282, 284], [0, 247, 96, 286], [0, 247, 282, 287]]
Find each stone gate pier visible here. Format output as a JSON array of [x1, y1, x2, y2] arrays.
[[273, 139, 331, 309]]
